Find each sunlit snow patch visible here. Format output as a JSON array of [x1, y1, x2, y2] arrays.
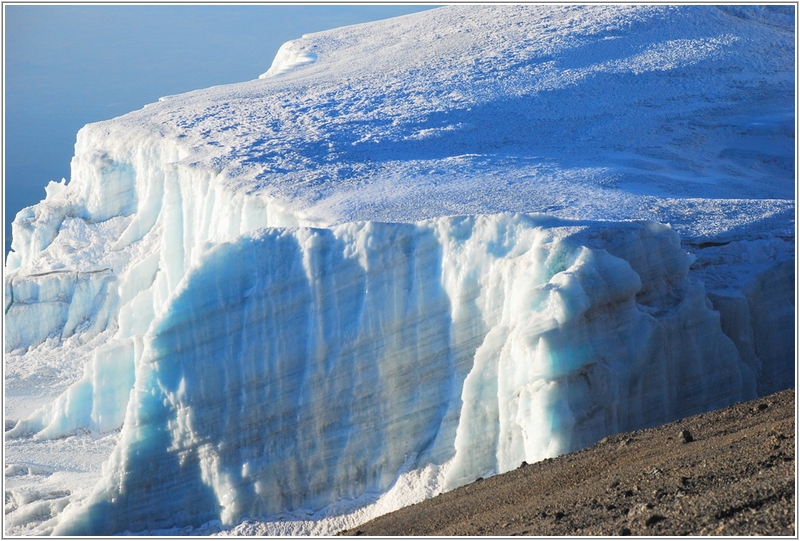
[[259, 39, 318, 78]]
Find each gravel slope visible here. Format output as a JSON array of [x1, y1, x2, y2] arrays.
[[341, 388, 795, 536]]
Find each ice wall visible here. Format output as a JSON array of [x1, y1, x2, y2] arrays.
[[44, 215, 759, 535], [4, 126, 300, 355], [5, 137, 793, 539], [5, 269, 115, 352], [4, 4, 794, 536], [692, 238, 795, 398], [4, 130, 300, 446]]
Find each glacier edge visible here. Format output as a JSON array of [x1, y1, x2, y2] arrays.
[[4, 4, 795, 535], [41, 214, 777, 535]]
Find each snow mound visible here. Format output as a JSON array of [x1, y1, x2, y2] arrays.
[[259, 38, 318, 78]]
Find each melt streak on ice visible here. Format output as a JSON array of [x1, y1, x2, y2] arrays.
[[4, 5, 794, 536]]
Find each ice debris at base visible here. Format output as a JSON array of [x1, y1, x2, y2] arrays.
[[4, 4, 794, 536]]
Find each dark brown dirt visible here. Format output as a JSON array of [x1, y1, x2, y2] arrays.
[[340, 388, 795, 536]]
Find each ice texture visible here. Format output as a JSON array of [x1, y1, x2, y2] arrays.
[[4, 4, 794, 536], [48, 216, 755, 534]]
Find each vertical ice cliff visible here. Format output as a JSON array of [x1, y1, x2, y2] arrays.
[[40, 215, 756, 535], [4, 4, 793, 536]]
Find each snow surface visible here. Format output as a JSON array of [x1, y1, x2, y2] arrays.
[[4, 4, 794, 536]]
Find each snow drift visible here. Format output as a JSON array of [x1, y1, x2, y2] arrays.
[[4, 4, 794, 536]]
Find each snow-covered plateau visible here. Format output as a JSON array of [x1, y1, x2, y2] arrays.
[[4, 4, 795, 536]]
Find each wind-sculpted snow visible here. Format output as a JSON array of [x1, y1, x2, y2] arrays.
[[6, 4, 793, 274], [4, 4, 794, 536]]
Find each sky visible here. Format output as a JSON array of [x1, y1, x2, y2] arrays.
[[3, 4, 438, 256]]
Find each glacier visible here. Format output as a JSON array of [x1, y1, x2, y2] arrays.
[[4, 4, 794, 536]]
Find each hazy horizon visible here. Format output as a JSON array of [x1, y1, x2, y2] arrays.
[[4, 4, 438, 256]]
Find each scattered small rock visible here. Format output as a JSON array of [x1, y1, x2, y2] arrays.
[[340, 389, 794, 537], [645, 514, 667, 527], [629, 502, 653, 516]]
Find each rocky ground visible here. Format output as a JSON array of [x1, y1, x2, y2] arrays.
[[341, 388, 795, 536]]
